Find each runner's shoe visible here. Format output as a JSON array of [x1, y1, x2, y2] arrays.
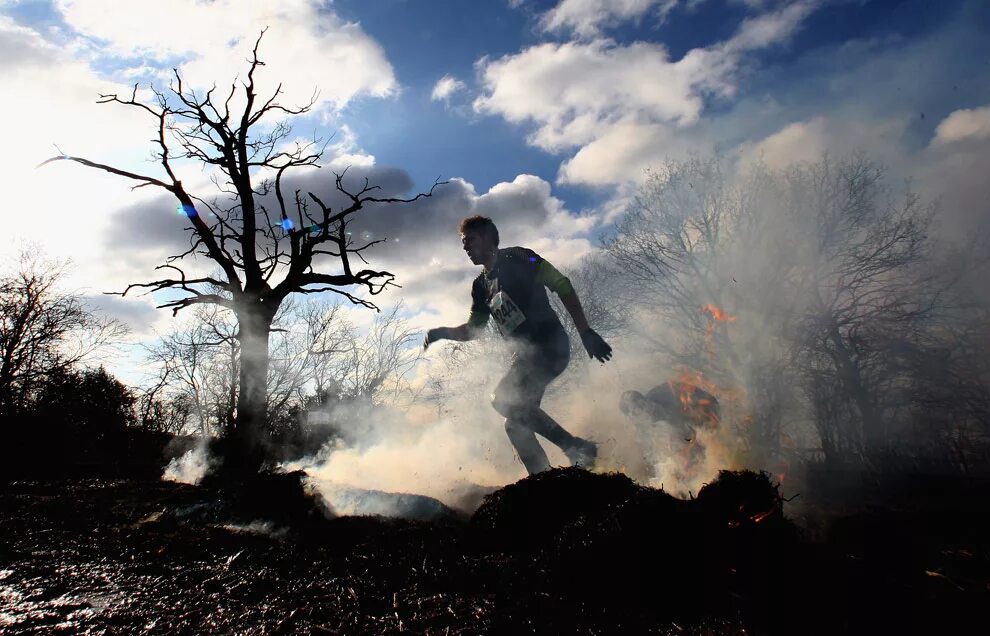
[[564, 438, 598, 469]]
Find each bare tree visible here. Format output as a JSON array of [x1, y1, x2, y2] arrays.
[[144, 298, 419, 444], [784, 157, 937, 460], [144, 304, 238, 436], [604, 153, 989, 470], [603, 156, 796, 458], [0, 252, 125, 417], [42, 32, 442, 471], [322, 303, 421, 405]]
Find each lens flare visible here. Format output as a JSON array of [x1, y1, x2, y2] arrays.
[[177, 203, 196, 217], [282, 218, 294, 231]]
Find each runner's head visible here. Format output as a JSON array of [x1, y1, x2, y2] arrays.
[[459, 215, 499, 265]]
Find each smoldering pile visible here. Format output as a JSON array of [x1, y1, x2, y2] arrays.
[[471, 467, 795, 629]]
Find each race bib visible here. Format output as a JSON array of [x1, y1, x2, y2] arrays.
[[490, 290, 526, 335]]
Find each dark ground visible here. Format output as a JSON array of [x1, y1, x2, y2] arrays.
[[1, 467, 988, 635]]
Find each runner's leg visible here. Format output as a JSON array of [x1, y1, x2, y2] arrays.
[[492, 357, 552, 475]]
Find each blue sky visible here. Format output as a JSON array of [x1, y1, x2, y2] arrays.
[[2, 0, 989, 383], [318, 0, 988, 203]]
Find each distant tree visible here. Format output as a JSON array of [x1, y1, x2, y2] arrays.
[[136, 383, 193, 435], [144, 300, 419, 437], [782, 157, 937, 461], [43, 32, 442, 472], [0, 252, 125, 418]]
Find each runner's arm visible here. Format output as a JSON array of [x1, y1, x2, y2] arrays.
[[423, 309, 488, 349], [558, 289, 591, 333], [536, 259, 612, 362], [432, 323, 483, 342], [535, 260, 590, 332]]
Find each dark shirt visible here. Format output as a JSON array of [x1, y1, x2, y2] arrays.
[[468, 247, 568, 350]]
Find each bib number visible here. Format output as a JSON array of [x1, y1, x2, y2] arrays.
[[490, 290, 525, 335]]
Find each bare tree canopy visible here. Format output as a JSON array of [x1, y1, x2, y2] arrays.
[[604, 154, 990, 471], [41, 31, 443, 472]]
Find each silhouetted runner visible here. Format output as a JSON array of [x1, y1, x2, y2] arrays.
[[424, 216, 612, 475]]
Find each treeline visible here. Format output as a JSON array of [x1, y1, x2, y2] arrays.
[[0, 253, 420, 479], [0, 255, 169, 479]]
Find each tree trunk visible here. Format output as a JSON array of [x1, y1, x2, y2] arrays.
[[229, 302, 274, 474], [827, 325, 882, 455]]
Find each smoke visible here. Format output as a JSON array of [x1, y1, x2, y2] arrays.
[[163, 438, 214, 485], [543, 338, 752, 498], [289, 306, 757, 514], [288, 378, 500, 515], [161, 151, 987, 515]]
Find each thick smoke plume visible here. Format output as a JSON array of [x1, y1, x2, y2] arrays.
[[158, 153, 988, 515]]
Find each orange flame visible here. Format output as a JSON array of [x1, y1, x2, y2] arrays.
[[701, 304, 736, 359], [701, 303, 737, 323], [667, 369, 723, 429]]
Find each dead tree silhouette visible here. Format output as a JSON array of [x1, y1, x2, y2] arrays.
[[41, 31, 443, 474]]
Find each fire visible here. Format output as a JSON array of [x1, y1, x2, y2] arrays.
[[668, 375, 721, 429], [701, 303, 736, 359], [701, 304, 737, 324]]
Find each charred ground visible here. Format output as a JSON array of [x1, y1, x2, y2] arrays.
[[2, 467, 987, 634]]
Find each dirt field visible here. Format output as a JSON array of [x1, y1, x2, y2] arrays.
[[1, 469, 987, 634]]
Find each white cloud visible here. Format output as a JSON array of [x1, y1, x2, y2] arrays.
[[474, 1, 819, 186], [1, 16, 166, 292], [724, 0, 816, 52], [55, 0, 396, 112], [539, 0, 680, 38], [474, 39, 706, 151], [431, 74, 466, 102], [931, 105, 990, 146], [558, 119, 671, 185], [737, 117, 827, 169]]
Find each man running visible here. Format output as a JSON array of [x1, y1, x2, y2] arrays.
[[423, 216, 613, 475]]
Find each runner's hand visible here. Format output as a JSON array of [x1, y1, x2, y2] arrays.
[[580, 328, 612, 363], [423, 327, 446, 351]]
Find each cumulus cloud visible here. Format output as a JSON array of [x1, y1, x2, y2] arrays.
[[474, 40, 703, 150], [82, 293, 165, 338], [431, 74, 466, 102], [736, 117, 828, 169], [931, 105, 990, 146], [1, 16, 168, 294], [55, 0, 396, 112], [474, 1, 818, 186], [539, 0, 680, 38]]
